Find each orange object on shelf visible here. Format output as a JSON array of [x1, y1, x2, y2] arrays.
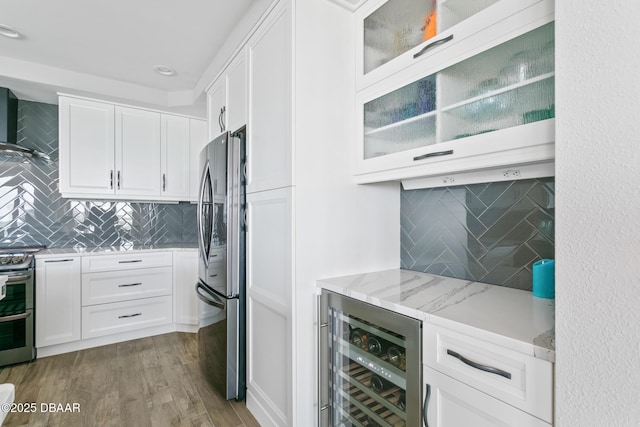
[[423, 10, 437, 41]]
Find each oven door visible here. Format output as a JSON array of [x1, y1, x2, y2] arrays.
[[0, 271, 35, 366]]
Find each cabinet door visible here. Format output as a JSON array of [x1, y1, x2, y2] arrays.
[[207, 77, 227, 140], [160, 114, 191, 200], [58, 96, 115, 196], [245, 187, 293, 427], [246, 5, 292, 193], [189, 119, 208, 202], [173, 251, 198, 325], [356, 0, 547, 90], [115, 106, 162, 197], [355, 18, 555, 186], [35, 257, 81, 347], [226, 49, 247, 133], [423, 366, 550, 427]]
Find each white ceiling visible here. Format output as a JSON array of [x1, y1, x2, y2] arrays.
[[0, 0, 255, 115]]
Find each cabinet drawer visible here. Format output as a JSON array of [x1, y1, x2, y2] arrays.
[[82, 267, 172, 306], [82, 251, 172, 273], [82, 296, 172, 339], [424, 325, 553, 423]]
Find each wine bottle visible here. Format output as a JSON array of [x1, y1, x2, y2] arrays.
[[386, 346, 406, 370], [350, 328, 368, 349], [397, 390, 406, 411], [369, 374, 392, 393], [366, 335, 390, 356]]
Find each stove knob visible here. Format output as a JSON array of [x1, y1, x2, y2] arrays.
[[0, 257, 10, 264], [12, 255, 25, 264]]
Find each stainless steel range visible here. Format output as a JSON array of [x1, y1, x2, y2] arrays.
[[0, 246, 44, 367]]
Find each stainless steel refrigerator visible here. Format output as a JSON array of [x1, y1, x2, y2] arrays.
[[195, 129, 246, 401]]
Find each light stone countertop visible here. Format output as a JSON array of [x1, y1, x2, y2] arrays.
[[318, 269, 555, 363], [35, 244, 198, 259]]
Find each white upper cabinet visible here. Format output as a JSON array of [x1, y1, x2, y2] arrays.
[[115, 106, 162, 197], [354, 0, 555, 188], [59, 97, 115, 196], [246, 6, 292, 194], [207, 48, 248, 141], [189, 118, 208, 202], [356, 0, 547, 91], [59, 94, 201, 201], [226, 50, 248, 133], [207, 77, 227, 140], [160, 114, 191, 200]]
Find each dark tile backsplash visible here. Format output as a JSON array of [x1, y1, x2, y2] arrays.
[[0, 100, 197, 249], [401, 178, 554, 290]]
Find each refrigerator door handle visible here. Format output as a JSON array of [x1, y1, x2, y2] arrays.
[[227, 134, 242, 297], [197, 161, 212, 268], [195, 282, 225, 310]]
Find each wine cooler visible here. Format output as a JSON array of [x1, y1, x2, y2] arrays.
[[319, 290, 422, 427]]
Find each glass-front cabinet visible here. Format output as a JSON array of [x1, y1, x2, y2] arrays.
[[354, 0, 555, 187], [320, 290, 422, 427], [356, 0, 550, 90]]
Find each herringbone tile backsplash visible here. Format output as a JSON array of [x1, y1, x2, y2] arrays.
[[0, 100, 197, 248], [401, 178, 555, 290]]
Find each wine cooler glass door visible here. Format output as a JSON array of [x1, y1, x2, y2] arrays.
[[322, 290, 421, 427]]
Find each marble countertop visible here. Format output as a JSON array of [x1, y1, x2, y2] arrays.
[[318, 269, 555, 363], [35, 244, 198, 258]]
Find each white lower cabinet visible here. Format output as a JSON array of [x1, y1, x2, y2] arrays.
[[246, 187, 293, 427], [173, 250, 199, 325], [424, 366, 550, 427], [82, 296, 173, 339], [423, 324, 554, 426], [35, 257, 82, 347]]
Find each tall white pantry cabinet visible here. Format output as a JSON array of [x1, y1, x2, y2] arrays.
[[205, 0, 400, 425]]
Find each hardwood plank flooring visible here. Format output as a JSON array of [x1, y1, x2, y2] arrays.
[[0, 332, 259, 427]]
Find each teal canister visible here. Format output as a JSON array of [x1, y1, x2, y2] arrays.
[[532, 259, 555, 298]]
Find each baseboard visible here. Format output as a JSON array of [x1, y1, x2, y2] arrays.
[[247, 388, 285, 427], [36, 323, 197, 358]]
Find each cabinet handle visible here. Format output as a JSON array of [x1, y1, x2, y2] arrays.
[[118, 313, 142, 319], [423, 383, 431, 427], [413, 34, 454, 59], [118, 283, 142, 288], [446, 349, 512, 379], [162, 173, 166, 191], [118, 260, 142, 264], [44, 259, 73, 263], [218, 108, 224, 132], [117, 171, 121, 189], [110, 170, 114, 189], [221, 106, 226, 132], [413, 149, 454, 161]]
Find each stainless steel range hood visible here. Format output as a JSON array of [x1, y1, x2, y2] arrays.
[[0, 87, 50, 161]]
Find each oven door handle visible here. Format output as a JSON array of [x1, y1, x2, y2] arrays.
[[6, 274, 31, 283], [0, 312, 31, 323]]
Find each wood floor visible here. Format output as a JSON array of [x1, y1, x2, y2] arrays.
[[0, 332, 259, 427]]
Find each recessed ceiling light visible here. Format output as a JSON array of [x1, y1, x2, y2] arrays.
[[0, 24, 23, 39], [153, 65, 176, 77]]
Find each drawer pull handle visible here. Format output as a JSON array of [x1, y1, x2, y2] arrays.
[[446, 349, 512, 379], [414, 149, 454, 162], [119, 260, 143, 264], [209, 274, 218, 278], [118, 283, 142, 288], [118, 313, 142, 319], [413, 34, 454, 59], [44, 259, 73, 263]]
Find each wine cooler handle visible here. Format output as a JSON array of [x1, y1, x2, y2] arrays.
[[423, 383, 431, 427], [318, 293, 330, 427]]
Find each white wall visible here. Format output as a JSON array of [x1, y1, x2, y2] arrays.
[[293, 0, 400, 426], [555, 2, 640, 426]]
